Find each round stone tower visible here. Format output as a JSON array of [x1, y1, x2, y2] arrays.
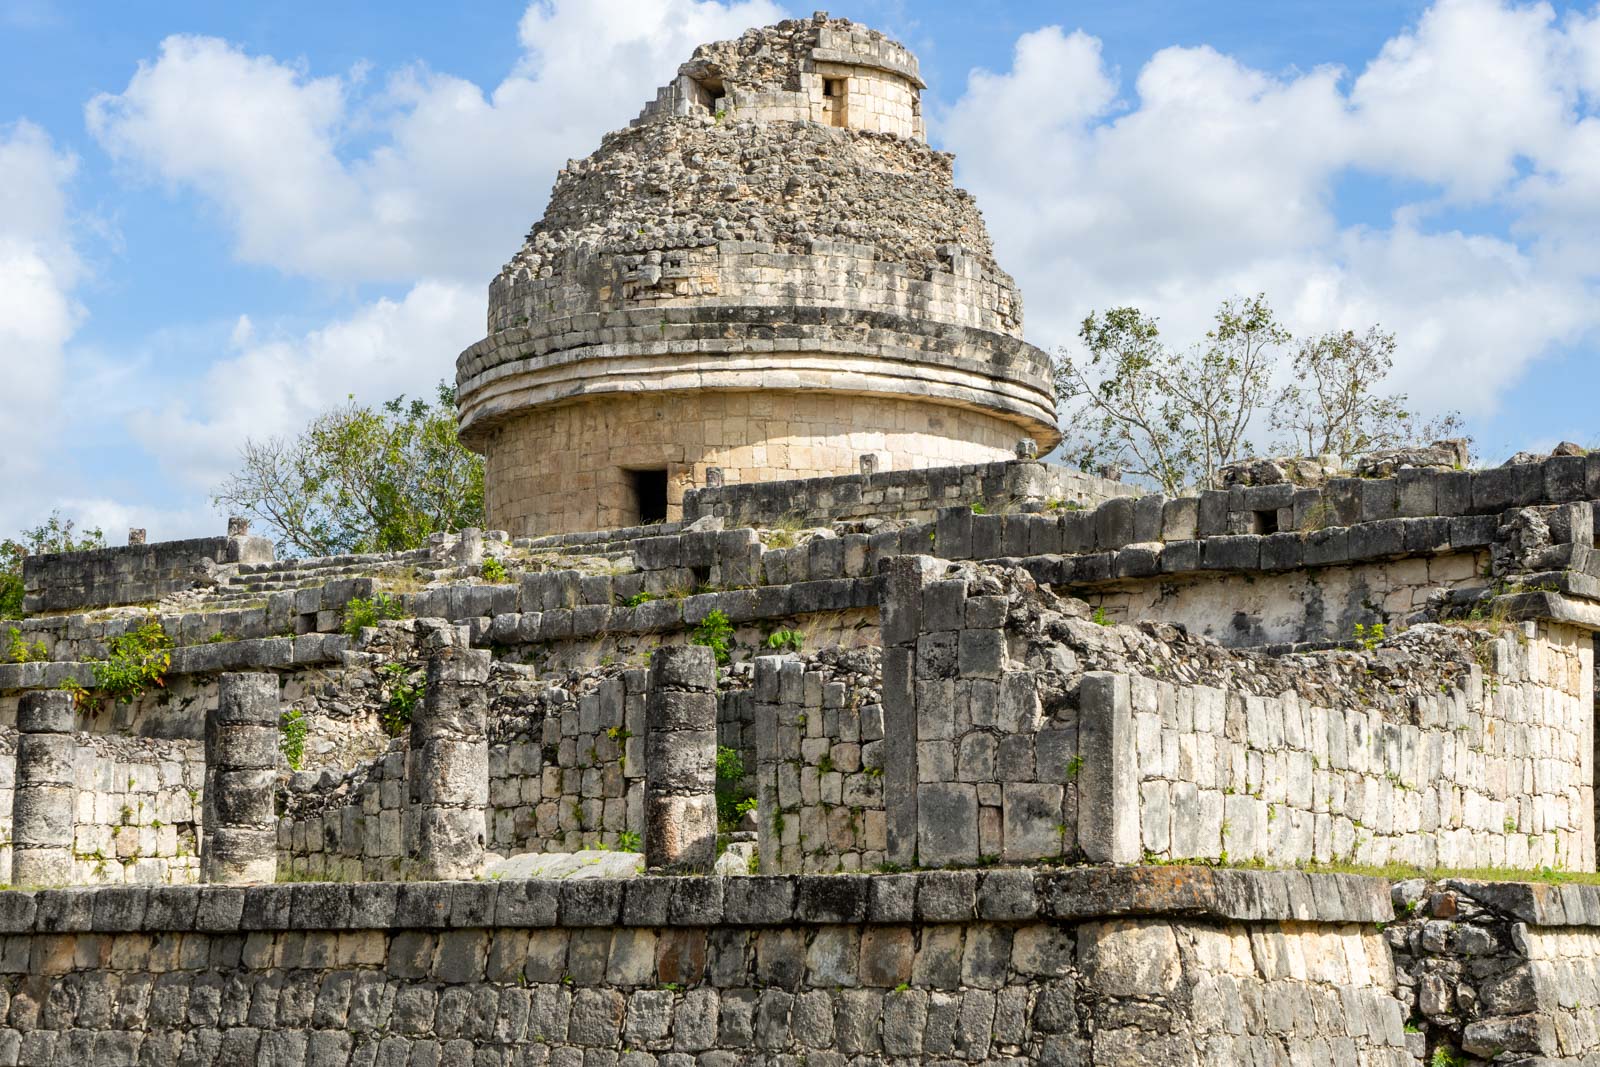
[[456, 13, 1060, 537]]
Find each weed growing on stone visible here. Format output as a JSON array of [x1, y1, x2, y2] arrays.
[[480, 556, 510, 583], [1352, 621, 1385, 650], [342, 593, 407, 636], [91, 616, 173, 704], [692, 609, 736, 664], [4, 627, 46, 663], [378, 662, 423, 736], [279, 708, 308, 771], [764, 629, 804, 652]]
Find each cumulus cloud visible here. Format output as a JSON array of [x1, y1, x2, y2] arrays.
[[940, 0, 1600, 421], [0, 120, 81, 526], [87, 0, 785, 285], [127, 280, 481, 491]]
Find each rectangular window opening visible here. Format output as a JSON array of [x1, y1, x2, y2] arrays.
[[628, 468, 669, 525], [1252, 509, 1280, 535], [823, 78, 847, 127]]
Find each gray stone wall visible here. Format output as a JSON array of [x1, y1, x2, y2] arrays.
[[0, 866, 1410, 1065], [1129, 621, 1595, 872], [21, 533, 272, 614], [73, 733, 202, 885], [683, 457, 1134, 529], [753, 651, 886, 873]]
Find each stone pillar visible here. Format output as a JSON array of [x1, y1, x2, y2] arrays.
[[705, 466, 724, 489], [127, 528, 146, 545], [226, 515, 250, 537], [644, 645, 718, 872], [1078, 671, 1140, 863], [202, 673, 280, 883], [408, 623, 490, 880], [860, 453, 880, 476], [11, 691, 75, 886]]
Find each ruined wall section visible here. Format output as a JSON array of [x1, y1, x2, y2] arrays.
[[683, 456, 1135, 528], [0, 867, 1407, 1065], [21, 533, 273, 614], [71, 734, 202, 886], [635, 15, 925, 138], [1128, 622, 1594, 872], [870, 558, 1596, 876], [753, 649, 886, 873]]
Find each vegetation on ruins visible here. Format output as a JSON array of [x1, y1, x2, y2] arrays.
[[1053, 294, 1463, 494], [378, 662, 423, 737], [88, 616, 173, 705], [279, 708, 308, 771], [0, 512, 106, 618], [479, 556, 509, 583], [764, 629, 804, 653], [213, 382, 484, 557], [341, 593, 407, 636], [5, 627, 47, 663], [691, 609, 736, 665], [715, 745, 756, 832]]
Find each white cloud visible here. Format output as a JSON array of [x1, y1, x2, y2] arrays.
[[127, 280, 481, 491], [0, 120, 80, 529], [940, 0, 1600, 424], [87, 0, 786, 285]]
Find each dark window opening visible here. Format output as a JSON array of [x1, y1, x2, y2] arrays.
[[1251, 509, 1280, 535], [823, 77, 847, 127], [629, 469, 669, 524]]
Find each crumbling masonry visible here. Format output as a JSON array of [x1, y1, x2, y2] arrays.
[[3, 12, 1600, 1065]]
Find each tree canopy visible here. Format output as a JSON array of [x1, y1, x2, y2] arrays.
[[1053, 294, 1464, 495], [213, 382, 485, 557], [0, 512, 106, 619]]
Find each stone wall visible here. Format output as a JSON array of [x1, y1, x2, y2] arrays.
[[1130, 621, 1594, 872], [753, 650, 887, 873], [70, 734, 202, 886], [21, 533, 273, 614], [871, 557, 1597, 876], [682, 456, 1135, 529], [1389, 877, 1600, 1062], [0, 866, 1410, 1065], [480, 390, 1023, 535]]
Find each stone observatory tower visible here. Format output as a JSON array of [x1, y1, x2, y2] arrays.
[[455, 13, 1060, 536]]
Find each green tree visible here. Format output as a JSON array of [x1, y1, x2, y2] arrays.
[[213, 382, 484, 557], [1054, 294, 1461, 493], [0, 512, 107, 619], [1054, 295, 1282, 495], [1269, 325, 1463, 468]]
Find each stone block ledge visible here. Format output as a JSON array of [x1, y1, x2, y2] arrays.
[[0, 866, 1399, 934], [1444, 878, 1600, 926]]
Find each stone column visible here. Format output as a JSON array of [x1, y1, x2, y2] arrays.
[[408, 623, 490, 880], [1078, 671, 1139, 864], [202, 672, 280, 883], [12, 691, 76, 886], [644, 645, 718, 872]]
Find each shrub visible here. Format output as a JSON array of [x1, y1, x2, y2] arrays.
[[279, 709, 308, 771], [92, 617, 173, 704], [5, 627, 46, 663], [342, 593, 407, 636], [692, 609, 736, 665], [715, 745, 745, 782], [480, 556, 509, 583], [764, 629, 804, 653]]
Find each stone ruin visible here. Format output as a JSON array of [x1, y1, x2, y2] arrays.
[[1, 13, 1600, 1067]]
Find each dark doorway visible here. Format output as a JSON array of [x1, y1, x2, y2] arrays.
[[628, 469, 669, 524]]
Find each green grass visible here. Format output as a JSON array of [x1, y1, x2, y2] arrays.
[[1149, 856, 1600, 886]]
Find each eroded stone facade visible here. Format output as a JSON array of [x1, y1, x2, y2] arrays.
[[458, 14, 1060, 536]]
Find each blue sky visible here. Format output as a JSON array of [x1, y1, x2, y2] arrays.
[[2, 0, 1598, 540]]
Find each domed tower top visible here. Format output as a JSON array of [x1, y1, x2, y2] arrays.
[[457, 13, 1060, 537], [633, 12, 926, 140]]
